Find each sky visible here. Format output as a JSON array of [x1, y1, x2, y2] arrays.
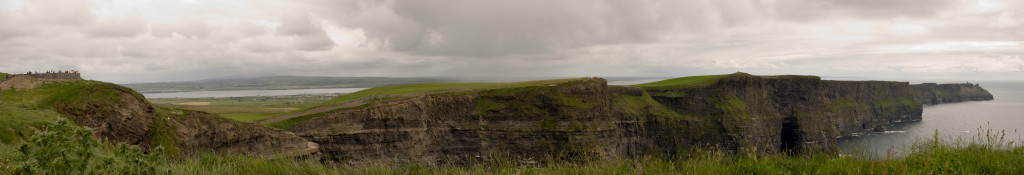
[[0, 0, 1022, 84]]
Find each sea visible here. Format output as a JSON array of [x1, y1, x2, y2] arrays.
[[837, 81, 1024, 158]]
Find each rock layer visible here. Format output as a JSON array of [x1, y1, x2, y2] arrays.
[[48, 81, 317, 158], [286, 74, 936, 164], [166, 110, 319, 158]]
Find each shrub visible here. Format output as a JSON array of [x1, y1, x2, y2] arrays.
[[13, 118, 166, 174]]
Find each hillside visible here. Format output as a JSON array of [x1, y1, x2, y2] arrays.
[[0, 76, 317, 158], [122, 76, 448, 93]]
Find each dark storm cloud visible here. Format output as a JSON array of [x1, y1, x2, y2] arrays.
[[275, 11, 336, 51], [312, 0, 696, 57], [0, 0, 1021, 83], [310, 0, 961, 57]]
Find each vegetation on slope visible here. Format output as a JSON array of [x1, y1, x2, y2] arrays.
[[3, 120, 1020, 174], [709, 95, 750, 119], [0, 72, 9, 78], [634, 73, 744, 89], [2, 118, 164, 174], [0, 80, 125, 143], [318, 78, 586, 106], [0, 79, 235, 158], [613, 91, 688, 119]]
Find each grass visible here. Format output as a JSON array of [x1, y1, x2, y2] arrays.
[[634, 73, 740, 89], [145, 129, 1024, 174], [266, 107, 350, 130], [830, 98, 866, 110], [319, 78, 586, 106], [149, 95, 335, 122], [548, 94, 593, 110], [0, 103, 60, 144], [875, 97, 920, 108], [710, 95, 750, 119], [219, 112, 285, 122], [0, 80, 122, 144], [267, 78, 589, 128], [613, 92, 688, 119], [4, 124, 1021, 174]]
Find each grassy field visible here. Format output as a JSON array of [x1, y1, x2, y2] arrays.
[[147, 78, 587, 123], [319, 78, 586, 106], [149, 95, 335, 122], [634, 73, 738, 89]]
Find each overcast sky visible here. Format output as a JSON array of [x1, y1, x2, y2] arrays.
[[1, 0, 1022, 83]]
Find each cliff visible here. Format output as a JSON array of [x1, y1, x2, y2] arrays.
[[0, 78, 318, 158], [912, 83, 993, 105], [276, 73, 928, 164], [637, 74, 920, 154]]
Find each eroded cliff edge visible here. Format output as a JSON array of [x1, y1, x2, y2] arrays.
[[12, 78, 319, 158], [277, 73, 962, 164], [912, 83, 993, 105]]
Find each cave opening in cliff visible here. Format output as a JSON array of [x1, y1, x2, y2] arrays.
[[780, 117, 804, 154]]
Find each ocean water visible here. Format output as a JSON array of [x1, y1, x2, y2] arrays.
[[837, 82, 1024, 158], [140, 88, 367, 98]]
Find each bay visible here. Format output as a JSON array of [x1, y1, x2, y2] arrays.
[[838, 81, 1024, 158]]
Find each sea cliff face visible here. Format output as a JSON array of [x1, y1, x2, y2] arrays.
[[285, 74, 936, 164], [290, 78, 617, 163], [912, 83, 994, 105]]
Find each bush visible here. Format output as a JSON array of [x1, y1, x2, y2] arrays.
[[13, 118, 166, 174]]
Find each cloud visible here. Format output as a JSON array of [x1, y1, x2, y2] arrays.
[[988, 11, 1019, 28], [87, 16, 146, 38], [1, 0, 1022, 83], [151, 20, 213, 38], [275, 11, 335, 51], [276, 11, 322, 36], [28, 0, 97, 26], [308, 0, 965, 58]]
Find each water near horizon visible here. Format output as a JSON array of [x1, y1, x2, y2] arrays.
[[838, 81, 1024, 158], [140, 88, 368, 98]]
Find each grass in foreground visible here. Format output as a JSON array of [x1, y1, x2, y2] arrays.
[[153, 133, 1024, 174], [3, 117, 1022, 174]]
